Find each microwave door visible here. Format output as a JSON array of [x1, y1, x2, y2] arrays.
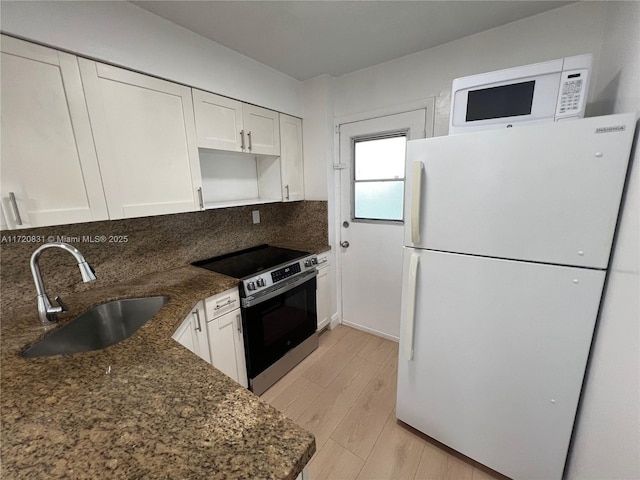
[[465, 80, 535, 122]]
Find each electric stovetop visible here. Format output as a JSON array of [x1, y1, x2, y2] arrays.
[[192, 244, 311, 279]]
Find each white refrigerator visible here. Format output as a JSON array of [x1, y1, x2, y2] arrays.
[[396, 113, 635, 480]]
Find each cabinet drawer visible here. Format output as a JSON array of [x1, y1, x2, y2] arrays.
[[205, 288, 240, 319], [317, 251, 330, 267]]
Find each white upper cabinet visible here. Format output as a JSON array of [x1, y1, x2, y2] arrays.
[[279, 114, 305, 202], [193, 89, 281, 156], [79, 59, 202, 220], [192, 90, 244, 152], [0, 35, 108, 229], [243, 104, 280, 156]]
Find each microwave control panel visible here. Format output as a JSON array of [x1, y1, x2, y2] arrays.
[[556, 69, 589, 118]]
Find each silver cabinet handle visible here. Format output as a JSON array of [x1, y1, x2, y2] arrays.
[[240, 129, 245, 151], [285, 184, 290, 200], [236, 313, 242, 334], [193, 309, 202, 332], [215, 299, 235, 310], [341, 241, 350, 248], [9, 192, 23, 226], [247, 131, 252, 151], [197, 187, 204, 210]]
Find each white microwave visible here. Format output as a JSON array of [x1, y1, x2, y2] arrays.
[[449, 54, 592, 134]]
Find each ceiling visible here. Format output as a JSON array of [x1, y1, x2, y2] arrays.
[[132, 1, 572, 81]]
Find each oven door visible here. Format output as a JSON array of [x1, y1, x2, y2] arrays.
[[241, 270, 317, 380]]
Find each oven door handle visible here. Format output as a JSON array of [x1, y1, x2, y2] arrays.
[[242, 270, 318, 308]]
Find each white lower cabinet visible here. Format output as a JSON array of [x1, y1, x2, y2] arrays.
[[206, 309, 249, 388], [172, 301, 210, 363], [173, 289, 248, 388], [316, 251, 331, 330], [205, 290, 248, 388]]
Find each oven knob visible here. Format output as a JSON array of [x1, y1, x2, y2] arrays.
[[311, 257, 318, 265], [247, 281, 256, 291], [256, 278, 265, 287], [304, 259, 312, 267]]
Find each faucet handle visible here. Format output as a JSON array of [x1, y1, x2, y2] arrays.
[[54, 296, 68, 312]]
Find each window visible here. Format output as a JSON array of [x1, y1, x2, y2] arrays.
[[353, 134, 407, 222]]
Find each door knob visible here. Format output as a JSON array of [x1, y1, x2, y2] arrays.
[[341, 241, 350, 248]]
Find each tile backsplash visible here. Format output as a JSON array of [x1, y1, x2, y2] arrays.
[[0, 201, 328, 313]]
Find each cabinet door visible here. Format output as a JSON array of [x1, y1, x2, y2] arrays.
[[172, 302, 210, 363], [279, 114, 305, 202], [207, 310, 248, 387], [193, 89, 244, 152], [0, 35, 108, 229], [316, 264, 330, 330], [79, 59, 202, 220], [243, 104, 280, 156]]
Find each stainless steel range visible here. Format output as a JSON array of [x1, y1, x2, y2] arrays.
[[193, 245, 319, 395]]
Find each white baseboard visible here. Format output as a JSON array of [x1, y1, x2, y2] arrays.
[[329, 313, 340, 330], [341, 320, 399, 342]]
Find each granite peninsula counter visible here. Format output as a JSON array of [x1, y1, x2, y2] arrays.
[[0, 265, 316, 479]]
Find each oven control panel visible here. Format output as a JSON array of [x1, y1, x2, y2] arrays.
[[271, 263, 301, 283], [243, 254, 318, 296]]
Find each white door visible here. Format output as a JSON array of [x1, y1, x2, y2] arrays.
[[405, 113, 635, 269], [79, 59, 202, 220], [339, 110, 429, 339], [0, 35, 108, 229], [397, 248, 605, 480]]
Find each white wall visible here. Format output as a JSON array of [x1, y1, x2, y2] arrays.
[[0, 0, 302, 116], [334, 2, 610, 136], [565, 3, 640, 479], [331, 2, 639, 478], [301, 74, 338, 321]]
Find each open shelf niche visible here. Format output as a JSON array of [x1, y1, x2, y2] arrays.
[[198, 149, 283, 209]]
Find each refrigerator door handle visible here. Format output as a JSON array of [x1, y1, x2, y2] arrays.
[[404, 252, 420, 361], [411, 161, 424, 244]]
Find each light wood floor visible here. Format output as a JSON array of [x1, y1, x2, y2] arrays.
[[261, 325, 508, 480]]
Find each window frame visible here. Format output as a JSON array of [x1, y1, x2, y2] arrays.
[[350, 130, 408, 225]]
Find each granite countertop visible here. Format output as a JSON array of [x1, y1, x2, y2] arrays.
[[0, 265, 315, 479]]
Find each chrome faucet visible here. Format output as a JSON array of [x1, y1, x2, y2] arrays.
[[30, 242, 96, 325]]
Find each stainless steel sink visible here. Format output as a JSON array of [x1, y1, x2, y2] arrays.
[[21, 296, 170, 358]]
